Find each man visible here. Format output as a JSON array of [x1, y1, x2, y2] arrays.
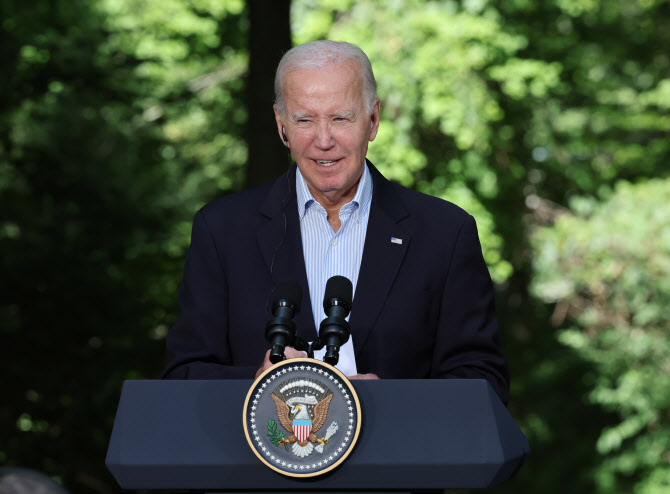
[[162, 41, 509, 404]]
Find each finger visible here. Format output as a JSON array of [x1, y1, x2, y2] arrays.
[[348, 373, 380, 380], [284, 347, 308, 359], [255, 350, 273, 378]]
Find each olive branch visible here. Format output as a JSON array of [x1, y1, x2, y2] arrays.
[[267, 418, 288, 449]]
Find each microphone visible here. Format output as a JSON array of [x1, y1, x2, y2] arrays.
[[265, 280, 302, 364], [317, 276, 353, 366]]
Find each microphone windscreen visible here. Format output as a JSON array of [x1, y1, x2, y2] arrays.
[[323, 276, 353, 308], [271, 280, 302, 308]]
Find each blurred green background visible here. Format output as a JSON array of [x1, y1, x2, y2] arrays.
[[2, 0, 669, 493]]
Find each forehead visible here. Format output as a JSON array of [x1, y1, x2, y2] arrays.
[[282, 60, 364, 113]]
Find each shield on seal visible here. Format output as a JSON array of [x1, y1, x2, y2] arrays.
[[292, 419, 312, 442]]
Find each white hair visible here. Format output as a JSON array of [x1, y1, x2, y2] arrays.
[[274, 40, 378, 117]]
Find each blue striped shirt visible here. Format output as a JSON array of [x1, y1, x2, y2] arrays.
[[296, 163, 373, 376]]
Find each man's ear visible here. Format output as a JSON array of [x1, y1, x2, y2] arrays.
[[368, 98, 381, 142], [273, 105, 289, 147]]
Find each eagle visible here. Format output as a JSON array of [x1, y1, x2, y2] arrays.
[[271, 392, 333, 457]]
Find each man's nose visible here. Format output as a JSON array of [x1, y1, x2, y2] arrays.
[[314, 124, 334, 149]]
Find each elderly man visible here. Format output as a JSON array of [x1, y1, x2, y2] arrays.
[[162, 41, 509, 404]]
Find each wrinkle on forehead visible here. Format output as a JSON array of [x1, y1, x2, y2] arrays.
[[282, 60, 366, 118]]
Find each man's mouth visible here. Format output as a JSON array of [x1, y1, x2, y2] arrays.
[[315, 159, 339, 166]]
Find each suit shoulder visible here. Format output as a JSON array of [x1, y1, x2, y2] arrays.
[[200, 180, 274, 218], [201, 182, 273, 214]]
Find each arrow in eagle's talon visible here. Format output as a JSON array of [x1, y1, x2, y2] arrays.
[[315, 421, 339, 453]]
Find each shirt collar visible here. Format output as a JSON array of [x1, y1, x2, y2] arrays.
[[296, 161, 373, 222]]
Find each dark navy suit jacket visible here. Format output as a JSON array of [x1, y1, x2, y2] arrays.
[[162, 161, 510, 404]]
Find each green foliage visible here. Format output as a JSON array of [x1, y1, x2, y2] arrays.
[[99, 0, 249, 206], [532, 179, 670, 493], [1, 0, 248, 491]]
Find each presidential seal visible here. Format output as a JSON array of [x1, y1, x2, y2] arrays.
[[243, 358, 361, 477]]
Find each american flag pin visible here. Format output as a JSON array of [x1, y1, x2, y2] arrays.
[[391, 237, 402, 245]]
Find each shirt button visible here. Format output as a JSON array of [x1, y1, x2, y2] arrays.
[[332, 239, 337, 246]]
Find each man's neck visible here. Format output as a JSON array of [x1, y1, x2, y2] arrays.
[[308, 181, 360, 233]]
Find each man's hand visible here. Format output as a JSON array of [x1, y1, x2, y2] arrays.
[[255, 348, 380, 380], [255, 347, 307, 379], [348, 373, 380, 380]]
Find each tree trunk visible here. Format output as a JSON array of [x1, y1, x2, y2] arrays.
[[246, 0, 292, 188]]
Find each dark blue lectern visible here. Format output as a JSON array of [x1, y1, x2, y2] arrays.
[[106, 379, 528, 490]]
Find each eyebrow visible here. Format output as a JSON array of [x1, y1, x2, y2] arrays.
[[290, 111, 357, 121], [333, 111, 356, 119]]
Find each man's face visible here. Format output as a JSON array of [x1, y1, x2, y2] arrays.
[[274, 60, 380, 208]]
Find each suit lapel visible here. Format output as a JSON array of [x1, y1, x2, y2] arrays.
[[350, 163, 410, 357], [256, 166, 318, 343]]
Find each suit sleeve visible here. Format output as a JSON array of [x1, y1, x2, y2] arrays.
[[161, 209, 258, 379], [431, 214, 510, 404]]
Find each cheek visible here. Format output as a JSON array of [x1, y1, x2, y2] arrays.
[[347, 128, 372, 149], [288, 137, 311, 155]]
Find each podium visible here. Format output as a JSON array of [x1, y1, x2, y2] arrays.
[[106, 379, 529, 491]]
